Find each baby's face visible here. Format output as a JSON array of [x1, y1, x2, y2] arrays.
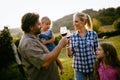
[[42, 21, 51, 30]]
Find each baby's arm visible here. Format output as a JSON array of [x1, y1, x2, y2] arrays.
[[56, 58, 64, 75], [41, 35, 55, 44]]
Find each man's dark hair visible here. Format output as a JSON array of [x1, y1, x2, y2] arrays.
[[21, 12, 39, 33]]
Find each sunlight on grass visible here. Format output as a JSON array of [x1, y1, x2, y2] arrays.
[[58, 48, 74, 80], [99, 25, 115, 32], [100, 35, 120, 58]]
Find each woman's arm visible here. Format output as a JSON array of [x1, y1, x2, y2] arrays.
[[66, 46, 72, 57]]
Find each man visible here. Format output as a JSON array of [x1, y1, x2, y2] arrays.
[[18, 12, 68, 80]]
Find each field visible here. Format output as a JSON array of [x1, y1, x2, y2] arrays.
[[58, 35, 120, 80], [99, 25, 115, 32], [1, 26, 120, 80]]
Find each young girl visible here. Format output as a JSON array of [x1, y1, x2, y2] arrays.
[[39, 16, 64, 75], [94, 42, 120, 80]]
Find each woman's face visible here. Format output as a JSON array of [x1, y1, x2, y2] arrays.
[[73, 16, 84, 30], [96, 44, 105, 59]]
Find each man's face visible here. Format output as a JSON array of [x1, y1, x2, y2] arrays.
[[32, 21, 41, 35]]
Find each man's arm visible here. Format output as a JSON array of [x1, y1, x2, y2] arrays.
[[42, 37, 68, 68]]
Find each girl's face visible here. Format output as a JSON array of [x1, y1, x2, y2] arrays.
[[96, 44, 105, 59], [73, 16, 84, 30], [41, 21, 50, 31]]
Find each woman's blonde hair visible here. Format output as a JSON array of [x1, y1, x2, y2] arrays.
[[73, 12, 92, 30]]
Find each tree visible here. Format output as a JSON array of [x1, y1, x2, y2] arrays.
[[0, 27, 26, 80], [0, 26, 15, 71], [113, 18, 120, 30], [97, 8, 116, 25], [93, 18, 101, 33]]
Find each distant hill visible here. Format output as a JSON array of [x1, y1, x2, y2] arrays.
[[52, 9, 98, 33], [9, 28, 21, 33], [52, 13, 74, 33], [9, 28, 22, 38], [52, 6, 120, 33], [52, 9, 97, 33], [4, 6, 120, 36], [52, 9, 99, 33]]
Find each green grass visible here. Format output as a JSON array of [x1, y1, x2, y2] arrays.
[[58, 48, 74, 80], [58, 35, 120, 80], [2, 35, 120, 80], [99, 35, 120, 58]]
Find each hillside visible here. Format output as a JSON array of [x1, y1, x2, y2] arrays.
[[52, 13, 74, 33], [52, 7, 120, 33], [9, 28, 22, 38], [6, 6, 120, 36], [9, 28, 21, 33]]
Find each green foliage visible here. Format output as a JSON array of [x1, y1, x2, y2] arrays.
[[0, 64, 25, 80], [115, 7, 120, 19], [113, 18, 120, 30], [92, 18, 101, 33], [82, 9, 98, 18], [98, 30, 120, 38], [97, 8, 116, 25], [54, 35, 62, 45], [0, 27, 28, 80], [0, 27, 15, 71], [13, 38, 20, 47]]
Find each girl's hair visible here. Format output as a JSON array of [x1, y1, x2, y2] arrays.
[[73, 12, 92, 30], [94, 42, 120, 80], [41, 16, 51, 25]]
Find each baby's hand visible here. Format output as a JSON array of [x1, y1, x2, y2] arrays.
[[41, 39, 47, 44]]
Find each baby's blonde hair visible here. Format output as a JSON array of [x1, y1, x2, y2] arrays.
[[41, 16, 52, 29], [73, 12, 92, 30], [41, 16, 51, 25]]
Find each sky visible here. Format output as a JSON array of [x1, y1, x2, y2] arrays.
[[0, 0, 120, 30]]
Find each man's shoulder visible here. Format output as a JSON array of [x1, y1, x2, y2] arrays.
[[19, 34, 35, 47]]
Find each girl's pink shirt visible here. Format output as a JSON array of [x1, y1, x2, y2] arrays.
[[98, 62, 117, 80]]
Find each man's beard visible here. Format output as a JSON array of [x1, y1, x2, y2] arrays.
[[35, 31, 40, 35], [34, 27, 41, 35]]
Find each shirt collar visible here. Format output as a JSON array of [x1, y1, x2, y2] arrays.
[[75, 30, 90, 36], [100, 61, 112, 69], [24, 33, 37, 39]]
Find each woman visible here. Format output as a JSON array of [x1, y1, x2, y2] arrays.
[[66, 12, 98, 80]]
